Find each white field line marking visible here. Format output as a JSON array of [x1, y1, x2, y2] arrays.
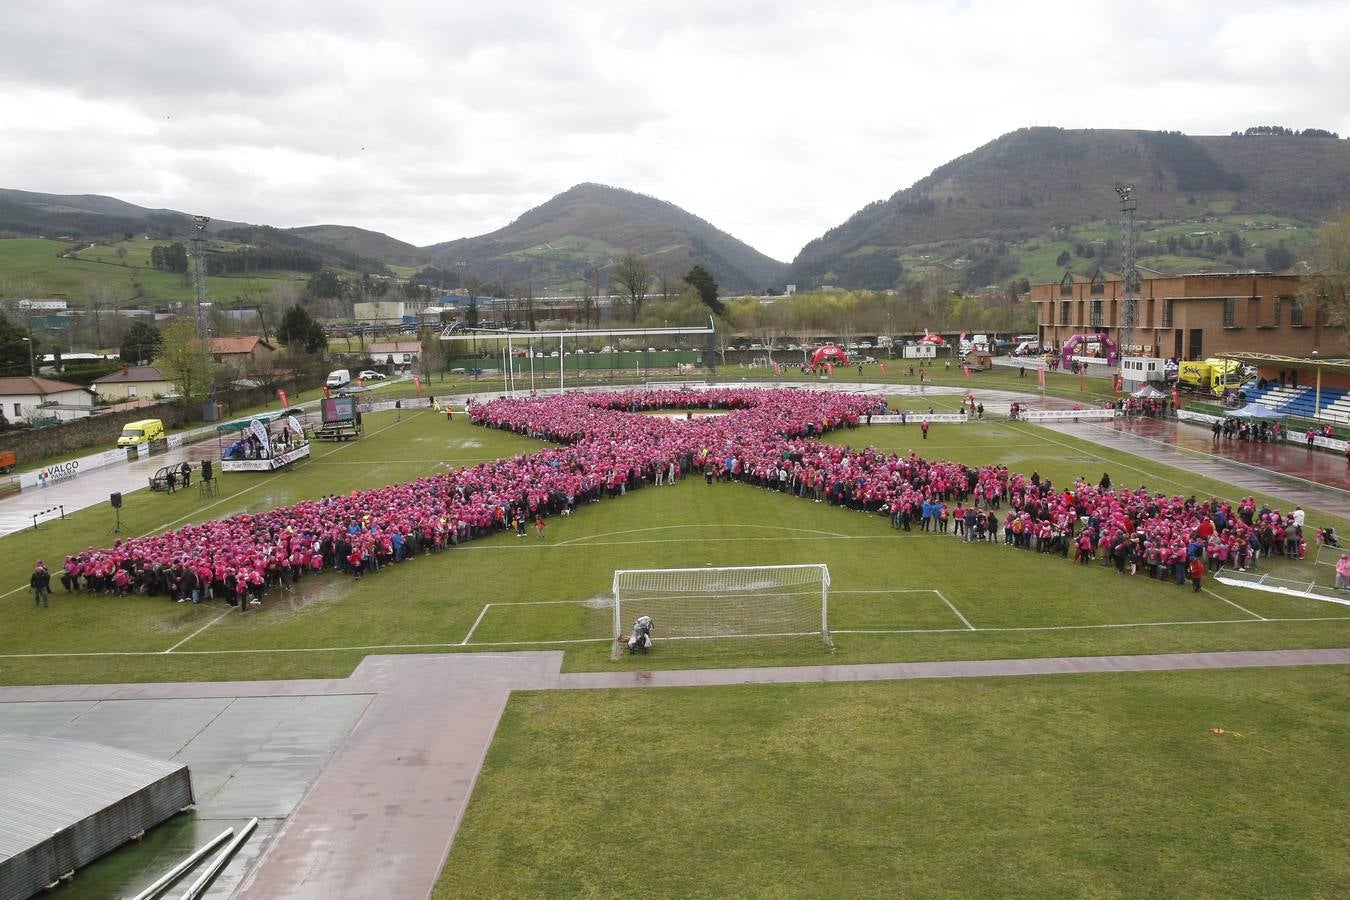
[[830, 589, 954, 594], [554, 523, 850, 546], [835, 628, 971, 635], [935, 589, 976, 630], [840, 618, 1258, 635], [460, 604, 491, 645], [459, 637, 610, 646], [488, 598, 605, 606], [2, 616, 1349, 660], [455, 535, 895, 552], [163, 612, 231, 653], [1203, 586, 1268, 621], [1005, 423, 1195, 492], [0, 413, 424, 606]]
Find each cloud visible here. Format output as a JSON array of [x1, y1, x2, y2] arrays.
[[0, 0, 1346, 261]]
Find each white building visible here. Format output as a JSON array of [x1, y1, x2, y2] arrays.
[[0, 376, 96, 424]]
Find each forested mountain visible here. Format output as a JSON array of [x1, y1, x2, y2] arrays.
[[788, 127, 1350, 291], [0, 188, 245, 240], [422, 183, 786, 294], [288, 224, 428, 268]]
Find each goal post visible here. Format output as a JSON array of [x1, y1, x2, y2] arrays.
[[611, 564, 831, 658]]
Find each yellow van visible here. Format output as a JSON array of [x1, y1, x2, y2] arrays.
[[117, 418, 166, 447]]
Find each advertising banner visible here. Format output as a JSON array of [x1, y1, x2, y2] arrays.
[[248, 418, 272, 456]]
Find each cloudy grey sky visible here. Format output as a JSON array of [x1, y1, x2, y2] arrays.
[[3, 0, 1347, 261]]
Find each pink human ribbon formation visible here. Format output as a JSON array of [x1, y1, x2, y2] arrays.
[[63, 388, 1294, 592]]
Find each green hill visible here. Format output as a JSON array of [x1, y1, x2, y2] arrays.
[[289, 224, 428, 269], [422, 183, 786, 293], [788, 127, 1350, 290]]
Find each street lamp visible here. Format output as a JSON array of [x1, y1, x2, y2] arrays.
[[20, 337, 35, 376]]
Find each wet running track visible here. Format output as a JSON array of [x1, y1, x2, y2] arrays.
[[1044, 415, 1350, 517]]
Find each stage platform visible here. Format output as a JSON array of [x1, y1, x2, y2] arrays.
[[0, 735, 193, 900]]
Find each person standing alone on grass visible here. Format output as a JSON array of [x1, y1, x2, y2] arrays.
[[31, 560, 50, 608], [1188, 555, 1206, 592], [921, 417, 930, 440], [1336, 553, 1350, 591], [534, 514, 546, 540]]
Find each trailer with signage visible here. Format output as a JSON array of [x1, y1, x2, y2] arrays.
[[315, 395, 363, 442], [217, 408, 311, 472]]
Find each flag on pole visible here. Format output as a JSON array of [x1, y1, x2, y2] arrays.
[[323, 385, 331, 399], [962, 365, 971, 381], [277, 388, 289, 407], [413, 374, 422, 392], [1037, 365, 1046, 386], [1080, 371, 1086, 392]]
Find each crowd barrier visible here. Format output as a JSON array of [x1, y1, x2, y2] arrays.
[[1013, 408, 1116, 423]]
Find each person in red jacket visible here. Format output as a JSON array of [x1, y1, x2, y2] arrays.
[[1188, 556, 1206, 592]]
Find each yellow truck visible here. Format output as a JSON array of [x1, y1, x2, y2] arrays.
[[1176, 358, 1245, 394], [117, 418, 166, 448]]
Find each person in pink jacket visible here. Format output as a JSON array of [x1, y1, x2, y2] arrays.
[[1336, 553, 1350, 591]]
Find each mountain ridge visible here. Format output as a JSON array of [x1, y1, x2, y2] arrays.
[[421, 182, 786, 293], [788, 127, 1350, 290]]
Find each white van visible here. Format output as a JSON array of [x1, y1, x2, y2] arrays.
[[326, 369, 351, 389]]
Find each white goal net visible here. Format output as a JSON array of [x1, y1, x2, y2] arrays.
[[611, 564, 831, 659]]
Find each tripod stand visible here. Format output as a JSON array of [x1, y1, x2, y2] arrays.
[[109, 506, 121, 536]]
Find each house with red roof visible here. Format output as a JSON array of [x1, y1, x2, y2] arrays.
[[0, 376, 95, 424], [209, 336, 276, 375]]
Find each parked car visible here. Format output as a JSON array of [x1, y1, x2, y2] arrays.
[[357, 370, 387, 380]]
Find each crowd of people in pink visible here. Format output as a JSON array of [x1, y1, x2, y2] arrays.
[[50, 387, 1310, 606]]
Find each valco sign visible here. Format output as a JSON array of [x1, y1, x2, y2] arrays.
[[38, 460, 79, 486]]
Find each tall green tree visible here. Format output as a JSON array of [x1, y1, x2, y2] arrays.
[[683, 265, 723, 315], [0, 312, 34, 377], [154, 318, 218, 406], [306, 268, 345, 300], [609, 252, 653, 322], [120, 320, 163, 365], [276, 304, 328, 354]]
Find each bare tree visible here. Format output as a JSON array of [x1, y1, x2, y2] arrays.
[[609, 252, 653, 322], [1302, 210, 1350, 350]]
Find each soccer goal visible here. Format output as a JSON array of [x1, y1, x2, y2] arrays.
[[611, 564, 832, 659]]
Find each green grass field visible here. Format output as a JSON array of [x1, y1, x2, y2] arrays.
[[2, 407, 1346, 687], [441, 665, 1350, 898], [4, 389, 1348, 897], [0, 238, 307, 305]]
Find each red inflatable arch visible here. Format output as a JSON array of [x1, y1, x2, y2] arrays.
[[811, 344, 849, 366]]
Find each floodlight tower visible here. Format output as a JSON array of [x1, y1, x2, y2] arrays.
[[1115, 184, 1140, 357], [190, 215, 218, 420]]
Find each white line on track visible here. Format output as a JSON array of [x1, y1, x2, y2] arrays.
[[6, 618, 1348, 661], [1203, 586, 1268, 621], [163, 611, 231, 653], [935, 589, 976, 630], [460, 604, 491, 645]]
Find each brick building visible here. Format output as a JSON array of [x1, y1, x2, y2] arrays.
[[1031, 271, 1336, 361]]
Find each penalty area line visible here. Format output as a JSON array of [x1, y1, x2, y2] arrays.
[[1203, 586, 1267, 621], [935, 589, 976, 630], [163, 611, 231, 653], [460, 604, 491, 645], [2, 616, 1349, 660]]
